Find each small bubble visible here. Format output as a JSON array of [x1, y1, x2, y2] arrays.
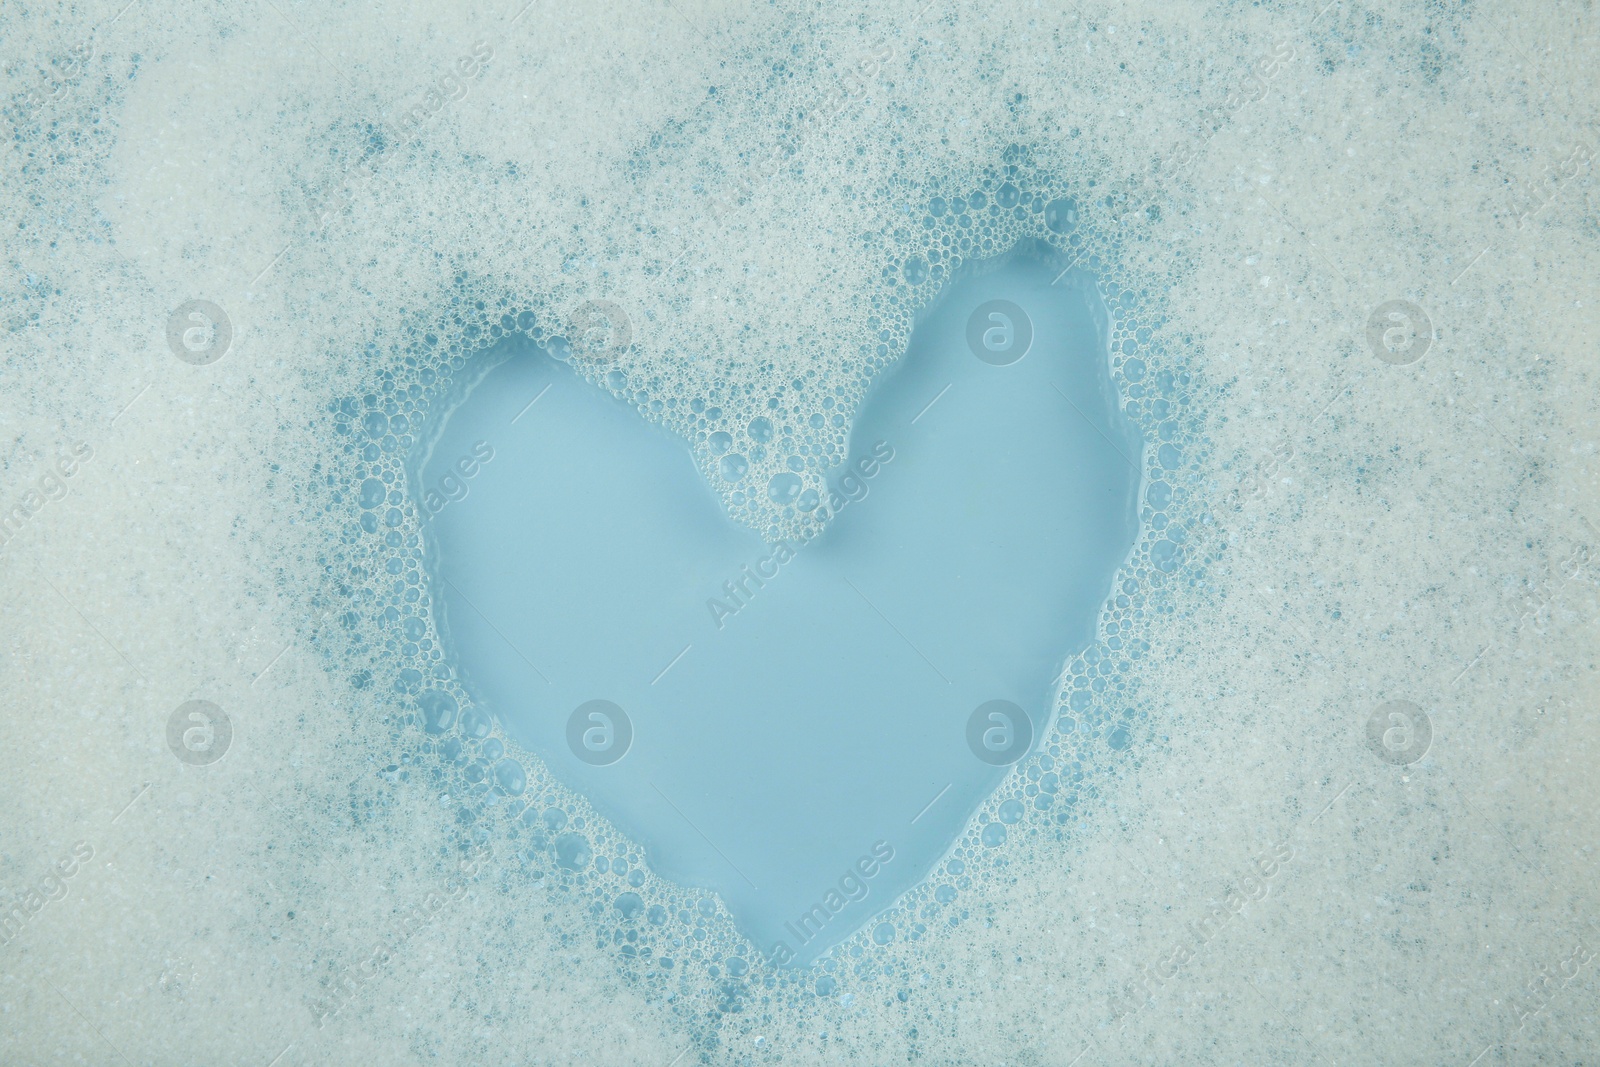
[[417, 690, 459, 734], [359, 478, 386, 509], [766, 472, 802, 505], [458, 706, 492, 739], [493, 758, 526, 795], [719, 453, 749, 483], [555, 832, 592, 871], [1044, 197, 1079, 233], [614, 892, 645, 920]]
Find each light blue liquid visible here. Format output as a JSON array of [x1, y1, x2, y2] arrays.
[[413, 241, 1142, 964]]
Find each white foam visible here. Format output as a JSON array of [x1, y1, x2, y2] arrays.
[[3, 0, 1597, 1062]]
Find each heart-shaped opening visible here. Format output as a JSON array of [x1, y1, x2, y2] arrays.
[[407, 238, 1143, 964]]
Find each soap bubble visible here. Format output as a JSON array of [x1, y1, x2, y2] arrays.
[[458, 705, 492, 738], [493, 758, 526, 795], [555, 832, 593, 871], [417, 690, 459, 735], [1043, 197, 1079, 233], [766, 472, 802, 505], [614, 892, 646, 920]]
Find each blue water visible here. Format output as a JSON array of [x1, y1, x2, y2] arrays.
[[413, 241, 1142, 964]]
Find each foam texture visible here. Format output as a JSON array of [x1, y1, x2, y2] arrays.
[[2, 0, 1597, 1063]]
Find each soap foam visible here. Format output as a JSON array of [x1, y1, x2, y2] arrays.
[[3, 0, 1597, 1063]]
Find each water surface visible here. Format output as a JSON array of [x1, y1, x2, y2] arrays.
[[416, 243, 1142, 962]]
